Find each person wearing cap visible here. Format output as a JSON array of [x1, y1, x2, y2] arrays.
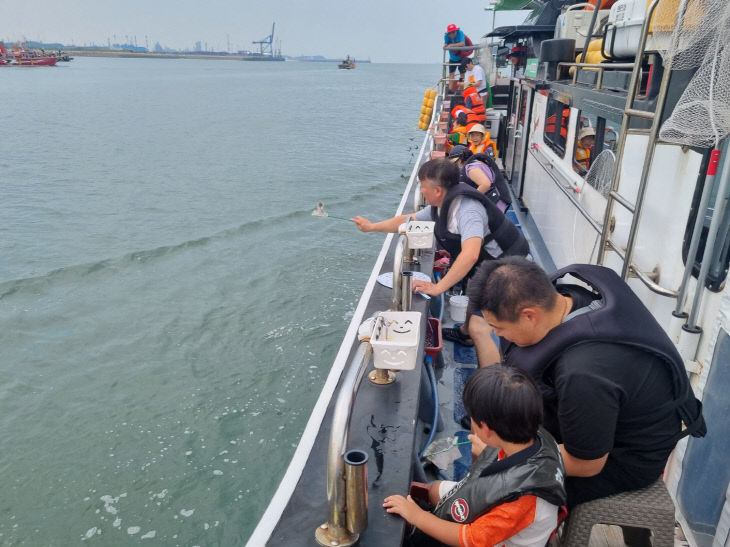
[[351, 159, 528, 365], [467, 124, 497, 157], [507, 45, 528, 77], [575, 126, 596, 172], [443, 24, 471, 80]]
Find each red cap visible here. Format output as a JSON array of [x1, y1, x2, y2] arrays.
[[446, 24, 459, 33]]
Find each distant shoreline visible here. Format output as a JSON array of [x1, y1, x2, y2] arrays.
[[68, 50, 283, 61], [66, 50, 370, 62]]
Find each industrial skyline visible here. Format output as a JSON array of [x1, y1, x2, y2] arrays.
[[2, 0, 530, 63]]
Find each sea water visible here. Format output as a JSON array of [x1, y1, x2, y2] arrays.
[[0, 57, 435, 545]]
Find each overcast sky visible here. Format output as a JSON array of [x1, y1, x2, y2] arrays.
[[1, 0, 530, 62]]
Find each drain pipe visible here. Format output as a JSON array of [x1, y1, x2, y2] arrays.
[[682, 144, 730, 360], [315, 342, 373, 547]]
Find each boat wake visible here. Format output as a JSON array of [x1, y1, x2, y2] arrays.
[[0, 208, 320, 300]]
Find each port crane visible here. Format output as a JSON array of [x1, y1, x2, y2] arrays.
[[252, 23, 275, 56]]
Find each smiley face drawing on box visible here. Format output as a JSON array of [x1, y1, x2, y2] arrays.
[[390, 319, 414, 334], [379, 349, 410, 368]]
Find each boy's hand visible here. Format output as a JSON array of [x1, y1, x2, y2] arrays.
[[468, 433, 486, 458], [383, 494, 424, 524]]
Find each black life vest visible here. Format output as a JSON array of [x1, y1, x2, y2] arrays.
[[432, 429, 566, 524], [502, 263, 706, 441], [430, 184, 528, 266], [460, 153, 512, 206]]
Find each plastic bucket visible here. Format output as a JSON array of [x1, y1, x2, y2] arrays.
[[449, 295, 469, 322]]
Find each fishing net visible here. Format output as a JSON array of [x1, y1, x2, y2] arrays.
[[585, 149, 617, 197], [655, 0, 730, 148], [312, 201, 328, 217]]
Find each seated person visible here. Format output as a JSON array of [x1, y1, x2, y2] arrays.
[[448, 113, 469, 147], [462, 58, 488, 105], [448, 145, 509, 212], [463, 86, 486, 123], [383, 365, 566, 547], [574, 127, 595, 173], [467, 124, 497, 157]]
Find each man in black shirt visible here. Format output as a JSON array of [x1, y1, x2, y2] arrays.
[[466, 257, 705, 516]]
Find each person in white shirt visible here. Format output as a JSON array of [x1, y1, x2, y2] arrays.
[[463, 58, 488, 102]]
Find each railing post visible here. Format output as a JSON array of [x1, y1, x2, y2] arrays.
[[315, 343, 373, 547]]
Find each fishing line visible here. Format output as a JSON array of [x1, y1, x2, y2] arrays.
[[422, 440, 472, 458]]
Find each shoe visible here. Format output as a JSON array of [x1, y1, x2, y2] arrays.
[[442, 326, 474, 347]]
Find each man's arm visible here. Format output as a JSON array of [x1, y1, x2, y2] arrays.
[[560, 446, 608, 477], [351, 213, 413, 234], [412, 236, 481, 296]]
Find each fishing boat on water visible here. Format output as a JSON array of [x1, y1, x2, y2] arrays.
[[0, 43, 58, 66], [338, 55, 356, 69], [249, 0, 730, 545]]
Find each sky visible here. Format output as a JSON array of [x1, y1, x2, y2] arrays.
[[1, 0, 531, 63]]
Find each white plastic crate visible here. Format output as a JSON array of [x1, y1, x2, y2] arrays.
[[605, 0, 647, 58], [404, 221, 435, 249], [555, 5, 610, 43], [370, 311, 422, 371]]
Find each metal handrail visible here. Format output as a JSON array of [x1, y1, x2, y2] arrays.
[[321, 342, 373, 543], [444, 44, 485, 52], [528, 147, 603, 233], [686, 146, 730, 328], [675, 150, 725, 315], [558, 62, 635, 70], [529, 147, 680, 298], [628, 265, 679, 298]]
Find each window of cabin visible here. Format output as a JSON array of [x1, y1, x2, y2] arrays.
[[544, 96, 569, 158], [573, 112, 621, 196], [519, 88, 528, 125]]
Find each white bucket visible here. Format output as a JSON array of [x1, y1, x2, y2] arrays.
[[449, 295, 469, 322]]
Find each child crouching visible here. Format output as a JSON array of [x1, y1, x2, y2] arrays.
[[383, 365, 566, 546]]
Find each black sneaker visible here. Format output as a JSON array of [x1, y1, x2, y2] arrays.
[[442, 326, 474, 347]]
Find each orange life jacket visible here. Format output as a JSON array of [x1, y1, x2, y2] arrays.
[[545, 108, 569, 139], [449, 126, 469, 145], [466, 109, 486, 125], [575, 143, 592, 169], [451, 104, 467, 120], [469, 135, 498, 157]]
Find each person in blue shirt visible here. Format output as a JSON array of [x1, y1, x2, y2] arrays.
[[444, 24, 471, 80]]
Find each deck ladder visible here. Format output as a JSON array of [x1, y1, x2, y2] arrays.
[[596, 0, 691, 290]]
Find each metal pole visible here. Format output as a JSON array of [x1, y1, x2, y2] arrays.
[[316, 343, 373, 546], [686, 150, 730, 329], [391, 235, 407, 311], [674, 148, 724, 314]]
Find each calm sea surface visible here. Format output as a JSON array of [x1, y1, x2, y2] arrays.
[[0, 57, 435, 545]]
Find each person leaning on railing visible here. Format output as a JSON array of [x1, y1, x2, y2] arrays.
[[443, 23, 472, 81], [351, 159, 528, 366]]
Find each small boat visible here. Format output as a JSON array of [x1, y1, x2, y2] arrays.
[[11, 51, 58, 66], [0, 43, 58, 66], [338, 55, 356, 69]]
